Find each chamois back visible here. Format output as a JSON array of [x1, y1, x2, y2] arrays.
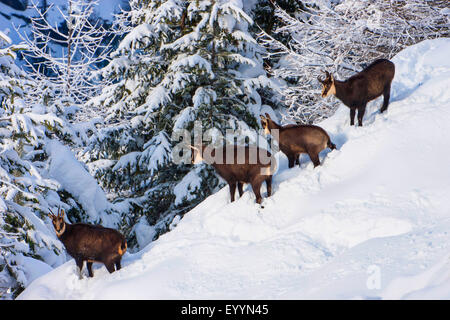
[[191, 144, 274, 204], [260, 113, 335, 168]]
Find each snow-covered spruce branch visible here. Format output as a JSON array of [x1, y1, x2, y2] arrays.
[[16, 0, 114, 108]]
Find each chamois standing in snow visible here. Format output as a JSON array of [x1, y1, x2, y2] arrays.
[[318, 59, 395, 126], [260, 113, 336, 168], [49, 208, 127, 278], [191, 144, 275, 205]]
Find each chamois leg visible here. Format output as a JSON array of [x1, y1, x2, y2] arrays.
[[229, 182, 236, 202], [237, 182, 244, 197], [75, 258, 84, 279], [115, 258, 122, 271], [86, 261, 94, 277], [287, 154, 296, 168], [350, 108, 356, 126], [251, 178, 264, 204], [380, 85, 391, 113], [295, 154, 300, 166], [309, 152, 321, 168], [265, 176, 272, 197], [104, 260, 116, 274], [357, 104, 367, 127], [306, 146, 321, 168]]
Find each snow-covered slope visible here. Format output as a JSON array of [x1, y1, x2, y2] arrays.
[[18, 38, 450, 299]]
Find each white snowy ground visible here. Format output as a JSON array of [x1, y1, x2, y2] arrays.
[[18, 38, 450, 300]]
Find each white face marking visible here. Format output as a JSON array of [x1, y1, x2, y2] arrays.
[[192, 149, 203, 164], [55, 223, 66, 237], [329, 82, 336, 96], [322, 81, 336, 97]]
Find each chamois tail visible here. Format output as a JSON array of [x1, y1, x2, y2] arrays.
[[328, 138, 336, 150], [118, 239, 127, 256]]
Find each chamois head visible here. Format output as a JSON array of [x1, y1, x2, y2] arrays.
[[49, 207, 66, 237], [189, 144, 204, 164], [259, 113, 275, 135], [318, 71, 336, 98]]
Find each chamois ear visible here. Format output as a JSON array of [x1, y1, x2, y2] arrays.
[[330, 73, 334, 82], [318, 70, 328, 82], [59, 209, 65, 218], [259, 114, 266, 120], [189, 145, 200, 152], [264, 113, 272, 120]]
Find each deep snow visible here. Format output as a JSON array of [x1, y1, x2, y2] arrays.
[[18, 38, 450, 299]]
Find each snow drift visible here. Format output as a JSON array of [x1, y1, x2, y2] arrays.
[[18, 38, 450, 299], [46, 140, 118, 226]]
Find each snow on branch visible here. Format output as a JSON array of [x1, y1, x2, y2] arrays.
[[257, 0, 449, 124], [16, 0, 114, 107]]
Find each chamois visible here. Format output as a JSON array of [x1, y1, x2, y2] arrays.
[[49, 208, 127, 278], [318, 59, 395, 126], [260, 113, 336, 168], [191, 144, 275, 205]]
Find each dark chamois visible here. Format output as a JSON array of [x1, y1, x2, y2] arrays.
[[318, 59, 395, 126], [49, 208, 127, 278], [260, 113, 336, 168], [191, 144, 275, 204]]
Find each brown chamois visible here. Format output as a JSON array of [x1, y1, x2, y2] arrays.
[[191, 144, 275, 205], [318, 59, 395, 126], [49, 207, 127, 278], [260, 113, 336, 169]]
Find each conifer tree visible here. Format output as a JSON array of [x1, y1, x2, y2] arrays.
[[0, 29, 105, 299], [85, 0, 277, 249], [0, 31, 67, 299]]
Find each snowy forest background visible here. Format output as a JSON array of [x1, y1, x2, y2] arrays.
[[0, 0, 448, 299]]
